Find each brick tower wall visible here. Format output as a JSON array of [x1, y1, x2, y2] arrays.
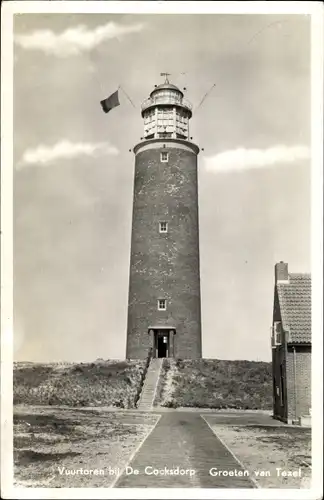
[[126, 140, 202, 359]]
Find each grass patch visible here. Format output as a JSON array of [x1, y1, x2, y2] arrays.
[[14, 360, 146, 408], [154, 358, 173, 405], [155, 358, 272, 409]]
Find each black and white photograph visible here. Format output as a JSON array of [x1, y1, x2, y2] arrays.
[[1, 1, 323, 498]]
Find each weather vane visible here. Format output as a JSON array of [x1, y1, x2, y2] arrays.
[[160, 72, 171, 84]]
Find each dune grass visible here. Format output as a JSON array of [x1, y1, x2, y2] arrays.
[[155, 358, 272, 409], [14, 360, 146, 408]]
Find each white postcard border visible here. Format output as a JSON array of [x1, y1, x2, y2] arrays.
[[1, 2, 323, 499]]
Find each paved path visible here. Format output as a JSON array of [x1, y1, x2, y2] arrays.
[[115, 412, 255, 488]]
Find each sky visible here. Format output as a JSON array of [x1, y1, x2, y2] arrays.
[[13, 12, 311, 362]]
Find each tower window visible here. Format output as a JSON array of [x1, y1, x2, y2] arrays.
[[160, 152, 169, 162], [159, 221, 168, 233], [158, 299, 167, 310]]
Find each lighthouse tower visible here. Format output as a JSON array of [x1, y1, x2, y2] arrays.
[[126, 74, 202, 359]]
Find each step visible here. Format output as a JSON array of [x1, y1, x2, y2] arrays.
[[137, 358, 163, 410]]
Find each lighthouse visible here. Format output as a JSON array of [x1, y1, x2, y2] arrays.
[[126, 74, 202, 359]]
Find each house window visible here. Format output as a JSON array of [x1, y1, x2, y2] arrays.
[[159, 221, 168, 233], [160, 152, 169, 162], [158, 299, 167, 310]]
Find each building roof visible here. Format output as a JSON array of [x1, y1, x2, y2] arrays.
[[277, 273, 311, 343]]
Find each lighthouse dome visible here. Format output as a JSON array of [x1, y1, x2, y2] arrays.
[[150, 82, 183, 97]]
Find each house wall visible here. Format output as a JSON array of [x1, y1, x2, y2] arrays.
[[272, 345, 287, 421], [272, 288, 288, 421], [286, 345, 311, 423], [272, 267, 312, 424]]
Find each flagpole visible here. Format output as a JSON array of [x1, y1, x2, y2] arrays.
[[118, 85, 136, 109], [195, 83, 216, 112]]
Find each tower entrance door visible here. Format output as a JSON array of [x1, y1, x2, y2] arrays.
[[148, 326, 176, 358], [156, 331, 169, 358]]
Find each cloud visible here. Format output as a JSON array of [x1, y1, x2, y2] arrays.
[[15, 22, 145, 57], [204, 145, 310, 173], [17, 140, 119, 169]]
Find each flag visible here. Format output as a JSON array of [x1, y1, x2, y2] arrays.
[[100, 90, 120, 114]]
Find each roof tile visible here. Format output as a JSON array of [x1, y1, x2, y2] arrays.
[[277, 273, 311, 343]]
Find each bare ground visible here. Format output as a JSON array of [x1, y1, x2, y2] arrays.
[[14, 406, 158, 488], [208, 423, 312, 488], [14, 405, 312, 489]]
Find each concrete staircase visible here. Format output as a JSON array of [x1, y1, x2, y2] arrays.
[[137, 358, 163, 410]]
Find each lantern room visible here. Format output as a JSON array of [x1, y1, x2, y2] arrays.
[[141, 76, 192, 141]]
